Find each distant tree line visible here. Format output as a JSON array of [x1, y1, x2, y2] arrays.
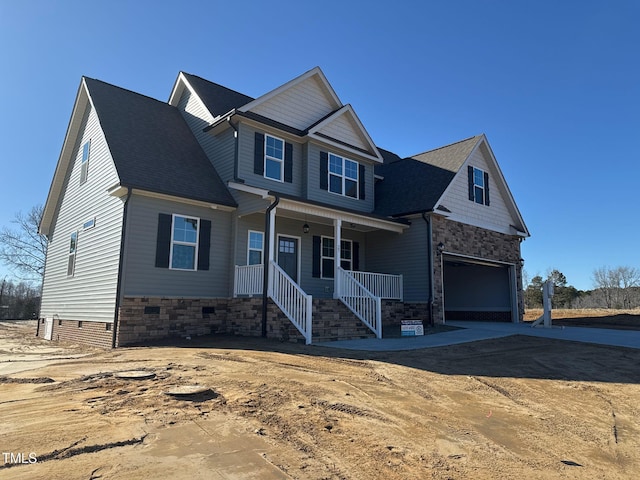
[[0, 278, 40, 320], [524, 266, 640, 310]]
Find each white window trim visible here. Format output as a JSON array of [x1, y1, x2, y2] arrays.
[[80, 139, 91, 185], [247, 230, 264, 265], [83, 217, 96, 230], [169, 213, 200, 271], [264, 134, 284, 182], [320, 235, 352, 279], [67, 231, 78, 277], [328, 153, 359, 199], [472, 166, 486, 205]]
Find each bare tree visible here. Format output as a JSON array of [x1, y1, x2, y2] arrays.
[[592, 265, 640, 309], [0, 205, 47, 283]]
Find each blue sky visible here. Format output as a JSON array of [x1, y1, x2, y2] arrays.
[[0, 0, 638, 290]]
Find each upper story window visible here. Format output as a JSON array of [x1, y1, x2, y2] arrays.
[[264, 134, 284, 181], [170, 215, 199, 270], [80, 140, 91, 184], [247, 230, 264, 265], [328, 154, 359, 198], [468, 166, 490, 206], [67, 231, 78, 276]]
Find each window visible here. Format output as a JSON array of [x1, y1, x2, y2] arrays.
[[328, 154, 359, 198], [67, 231, 78, 276], [468, 166, 490, 206], [83, 217, 95, 230], [247, 231, 264, 265], [320, 237, 352, 278], [170, 215, 199, 270], [80, 140, 90, 184], [264, 134, 284, 181]]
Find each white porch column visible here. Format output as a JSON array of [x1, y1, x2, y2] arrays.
[[267, 207, 276, 295], [333, 218, 342, 299]]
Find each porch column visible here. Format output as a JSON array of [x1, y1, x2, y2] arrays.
[[333, 218, 342, 299], [267, 207, 276, 295]]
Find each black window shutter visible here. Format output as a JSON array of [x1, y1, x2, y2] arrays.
[[312, 235, 321, 278], [284, 142, 293, 183], [320, 151, 328, 190], [197, 219, 211, 271], [484, 171, 490, 206], [155, 213, 172, 268], [254, 132, 264, 175], [359, 164, 366, 200], [353, 241, 360, 271], [468, 166, 475, 201]]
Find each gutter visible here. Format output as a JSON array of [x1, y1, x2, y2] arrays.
[[422, 211, 435, 326], [112, 187, 132, 348], [227, 116, 244, 184], [262, 194, 280, 338]]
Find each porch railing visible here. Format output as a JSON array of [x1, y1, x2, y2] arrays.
[[346, 271, 403, 301], [234, 264, 263, 297], [337, 267, 382, 339], [269, 260, 313, 344]]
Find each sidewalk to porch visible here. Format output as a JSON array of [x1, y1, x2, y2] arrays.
[[314, 321, 640, 351]]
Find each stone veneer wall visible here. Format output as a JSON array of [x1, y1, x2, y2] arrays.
[[115, 296, 304, 347], [381, 301, 432, 327], [431, 216, 524, 324]]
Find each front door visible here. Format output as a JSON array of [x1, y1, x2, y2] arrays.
[[278, 236, 298, 282]]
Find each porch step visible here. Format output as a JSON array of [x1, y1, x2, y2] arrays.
[[312, 299, 376, 343]]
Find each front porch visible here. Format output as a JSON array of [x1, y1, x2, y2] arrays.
[[232, 194, 408, 344]]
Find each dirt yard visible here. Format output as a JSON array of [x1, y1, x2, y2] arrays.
[[2, 320, 639, 480]]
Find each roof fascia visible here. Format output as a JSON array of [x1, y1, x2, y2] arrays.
[[129, 188, 236, 211], [168, 72, 215, 123], [237, 66, 342, 114], [307, 104, 383, 163]]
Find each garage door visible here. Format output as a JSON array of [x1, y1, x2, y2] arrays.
[[443, 257, 514, 322]]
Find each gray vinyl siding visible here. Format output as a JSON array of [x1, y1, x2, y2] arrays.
[[235, 214, 366, 299], [237, 123, 303, 196], [40, 103, 124, 323], [177, 89, 236, 183], [122, 194, 233, 298], [306, 142, 375, 212], [366, 220, 429, 302]]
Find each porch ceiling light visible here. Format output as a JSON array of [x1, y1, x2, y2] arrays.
[[303, 223, 310, 234], [437, 242, 445, 254]]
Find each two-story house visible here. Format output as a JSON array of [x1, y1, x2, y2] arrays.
[[37, 67, 529, 348]]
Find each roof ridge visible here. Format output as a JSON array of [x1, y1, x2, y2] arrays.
[[410, 134, 482, 158], [180, 71, 254, 101], [83, 76, 168, 106]]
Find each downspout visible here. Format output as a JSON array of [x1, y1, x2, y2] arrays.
[[112, 187, 132, 348], [227, 117, 243, 183], [262, 194, 280, 338], [422, 211, 435, 326]]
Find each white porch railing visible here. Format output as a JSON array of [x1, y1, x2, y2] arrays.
[[346, 271, 403, 301], [269, 260, 313, 344], [337, 267, 382, 339], [234, 264, 263, 297]]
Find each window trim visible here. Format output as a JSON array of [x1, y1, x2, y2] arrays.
[[320, 236, 353, 279], [80, 139, 90, 184], [83, 217, 96, 230], [327, 153, 359, 199], [247, 230, 264, 266], [264, 134, 285, 182], [67, 231, 78, 277], [472, 166, 486, 205], [169, 214, 200, 271]]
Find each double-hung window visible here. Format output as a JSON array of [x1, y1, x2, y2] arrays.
[[468, 166, 490, 206], [264, 134, 284, 181], [247, 231, 264, 265], [320, 237, 353, 278], [329, 154, 358, 198], [67, 231, 78, 276], [80, 140, 90, 184], [170, 215, 199, 270]]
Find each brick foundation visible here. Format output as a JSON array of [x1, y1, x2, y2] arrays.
[[36, 317, 113, 348], [445, 310, 511, 322], [381, 301, 432, 327]]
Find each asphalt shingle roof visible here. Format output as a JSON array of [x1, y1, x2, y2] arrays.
[[181, 72, 254, 117], [374, 137, 481, 217], [84, 77, 236, 207]]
